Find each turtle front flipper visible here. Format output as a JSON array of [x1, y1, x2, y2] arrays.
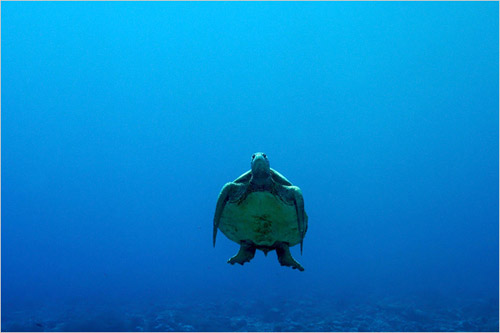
[[277, 185, 308, 254], [290, 186, 307, 254], [233, 170, 252, 183], [270, 168, 293, 186], [213, 183, 232, 247], [228, 240, 256, 265], [213, 182, 246, 247], [275, 242, 304, 271]]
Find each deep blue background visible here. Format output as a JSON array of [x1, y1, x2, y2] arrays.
[[2, 1, 498, 329]]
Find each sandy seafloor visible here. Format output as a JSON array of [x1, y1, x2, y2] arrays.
[[2, 292, 498, 332]]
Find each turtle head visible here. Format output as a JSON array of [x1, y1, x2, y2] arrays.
[[251, 152, 271, 182]]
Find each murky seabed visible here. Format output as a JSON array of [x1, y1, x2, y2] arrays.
[[2, 293, 498, 332]]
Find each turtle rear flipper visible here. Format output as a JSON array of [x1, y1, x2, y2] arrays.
[[276, 242, 304, 271], [227, 240, 256, 265]]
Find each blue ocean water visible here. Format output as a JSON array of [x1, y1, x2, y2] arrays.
[[2, 2, 498, 332]]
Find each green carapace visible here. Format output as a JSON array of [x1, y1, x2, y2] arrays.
[[213, 152, 308, 271]]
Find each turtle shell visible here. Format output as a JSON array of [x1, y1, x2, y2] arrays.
[[219, 191, 301, 247]]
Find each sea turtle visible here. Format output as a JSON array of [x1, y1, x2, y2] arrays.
[[213, 152, 308, 271]]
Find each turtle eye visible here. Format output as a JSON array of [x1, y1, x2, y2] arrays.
[[252, 154, 255, 159], [263, 154, 267, 158]]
